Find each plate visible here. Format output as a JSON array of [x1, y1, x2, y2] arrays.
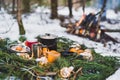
[[9, 44, 30, 53]]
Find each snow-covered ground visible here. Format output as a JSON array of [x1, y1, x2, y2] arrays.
[[0, 7, 120, 80]]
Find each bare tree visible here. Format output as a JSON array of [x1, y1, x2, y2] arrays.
[[0, 0, 1, 10], [68, 0, 73, 17], [0, 0, 5, 10], [50, 0, 58, 19], [17, 0, 25, 35], [22, 0, 30, 13], [12, 0, 16, 13]]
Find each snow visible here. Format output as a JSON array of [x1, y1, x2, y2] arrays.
[[0, 7, 120, 80], [106, 68, 120, 80], [106, 10, 119, 19]]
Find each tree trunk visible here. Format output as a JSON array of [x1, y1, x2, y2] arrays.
[[73, 0, 81, 11], [50, 0, 58, 19], [12, 0, 16, 13], [38, 0, 44, 6], [68, 0, 73, 17], [17, 0, 25, 35], [0, 0, 1, 11], [22, 0, 30, 13]]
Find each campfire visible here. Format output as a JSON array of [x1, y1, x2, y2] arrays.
[[60, 11, 119, 44]]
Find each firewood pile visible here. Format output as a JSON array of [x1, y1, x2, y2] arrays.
[[60, 13, 119, 43]]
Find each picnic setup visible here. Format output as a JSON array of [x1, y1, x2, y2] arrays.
[[0, 33, 119, 80]]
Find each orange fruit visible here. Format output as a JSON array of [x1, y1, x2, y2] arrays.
[[69, 48, 77, 53], [16, 46, 23, 51]]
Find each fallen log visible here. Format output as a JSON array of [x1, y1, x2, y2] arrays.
[[60, 17, 120, 43], [105, 29, 120, 32], [102, 33, 119, 43]]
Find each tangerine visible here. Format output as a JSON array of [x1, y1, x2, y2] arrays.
[[16, 46, 23, 51]]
